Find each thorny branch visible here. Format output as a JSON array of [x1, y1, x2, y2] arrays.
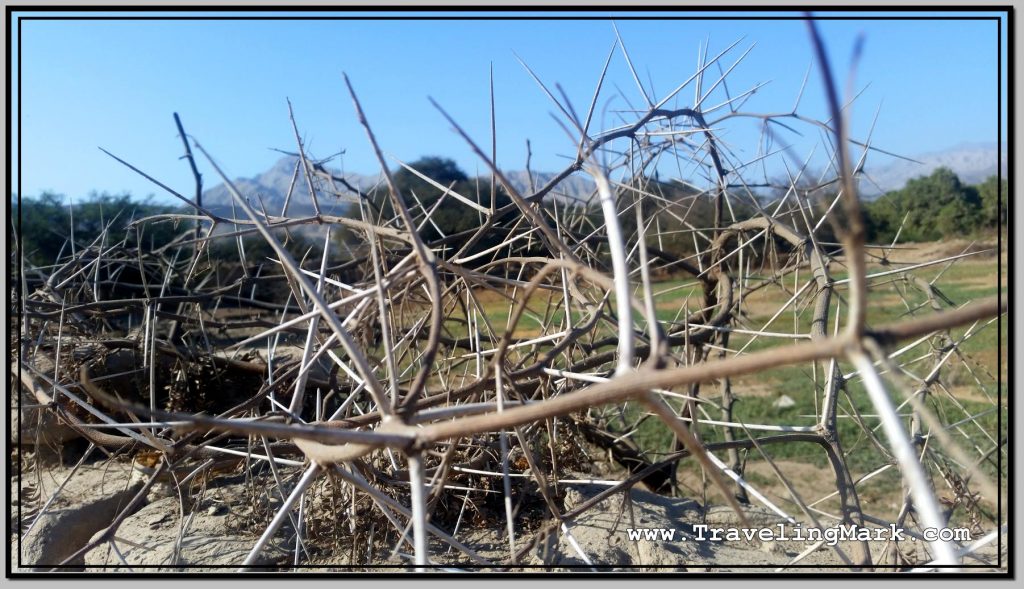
[[13, 24, 1007, 573]]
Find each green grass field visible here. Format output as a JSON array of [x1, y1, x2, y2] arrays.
[[355, 234, 1006, 527], [445, 237, 1007, 523]]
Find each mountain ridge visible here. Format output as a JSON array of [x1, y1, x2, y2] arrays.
[[201, 157, 598, 217], [859, 141, 1006, 197], [200, 141, 1006, 215]]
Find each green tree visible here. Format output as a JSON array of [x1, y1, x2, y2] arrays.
[[389, 157, 476, 241], [864, 167, 982, 243], [374, 156, 519, 261], [14, 192, 182, 266], [977, 175, 1008, 228], [393, 157, 469, 198]]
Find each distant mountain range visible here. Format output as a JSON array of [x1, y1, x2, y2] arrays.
[[201, 141, 1005, 215], [858, 141, 1006, 197], [201, 156, 598, 218], [202, 156, 360, 218]]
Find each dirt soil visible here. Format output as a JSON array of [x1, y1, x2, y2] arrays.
[[10, 454, 1005, 573]]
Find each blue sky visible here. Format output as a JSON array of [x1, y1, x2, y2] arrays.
[[12, 10, 1008, 204]]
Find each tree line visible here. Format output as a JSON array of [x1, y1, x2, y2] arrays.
[[862, 167, 1007, 243], [12, 161, 1007, 271]]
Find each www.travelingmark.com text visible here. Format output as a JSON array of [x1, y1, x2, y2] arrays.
[[626, 524, 972, 546]]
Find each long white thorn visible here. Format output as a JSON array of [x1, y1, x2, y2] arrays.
[[408, 452, 430, 571], [851, 351, 960, 567]]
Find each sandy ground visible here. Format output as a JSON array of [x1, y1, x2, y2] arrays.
[[10, 456, 1007, 573]]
